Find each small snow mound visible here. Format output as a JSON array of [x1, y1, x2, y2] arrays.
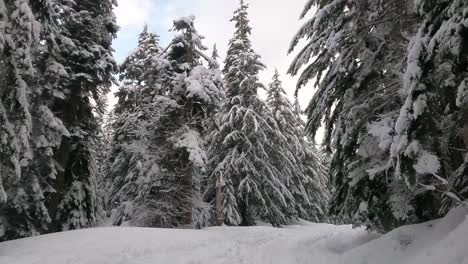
[[339, 205, 468, 264]]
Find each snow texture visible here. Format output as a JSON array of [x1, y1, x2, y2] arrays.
[[368, 117, 395, 151], [172, 128, 207, 169], [1, 206, 467, 264]]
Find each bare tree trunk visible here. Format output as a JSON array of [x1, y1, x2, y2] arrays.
[[216, 173, 223, 226], [463, 104, 468, 147]]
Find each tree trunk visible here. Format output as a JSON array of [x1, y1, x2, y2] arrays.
[[463, 104, 468, 147], [216, 173, 223, 226]]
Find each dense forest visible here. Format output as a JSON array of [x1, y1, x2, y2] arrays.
[[0, 0, 467, 243]]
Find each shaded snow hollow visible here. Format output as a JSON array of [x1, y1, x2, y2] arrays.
[[1, 207, 467, 264]]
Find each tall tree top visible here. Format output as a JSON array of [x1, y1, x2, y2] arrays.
[[292, 97, 306, 128], [138, 24, 160, 46], [209, 44, 220, 69], [120, 26, 161, 85], [266, 69, 291, 115], [223, 0, 265, 97], [212, 44, 219, 59], [171, 15, 207, 51], [223, 0, 255, 74], [231, 0, 252, 42], [268, 69, 287, 95], [170, 15, 209, 67]]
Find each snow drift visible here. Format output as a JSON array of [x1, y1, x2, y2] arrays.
[[0, 207, 467, 264]]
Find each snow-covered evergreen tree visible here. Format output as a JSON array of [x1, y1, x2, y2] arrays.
[[155, 16, 223, 228], [0, 0, 75, 241], [106, 27, 163, 226], [95, 109, 113, 217], [289, 0, 418, 231], [0, 0, 49, 240], [47, 0, 118, 232], [291, 98, 330, 204], [0, 0, 117, 240], [266, 70, 329, 222], [120, 25, 162, 87], [207, 1, 302, 226], [209, 44, 220, 69], [108, 17, 223, 228], [388, 0, 468, 216]]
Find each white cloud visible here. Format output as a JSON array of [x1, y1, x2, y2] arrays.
[[114, 0, 155, 27]]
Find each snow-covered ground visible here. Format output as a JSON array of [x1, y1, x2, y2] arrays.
[[1, 207, 467, 264]]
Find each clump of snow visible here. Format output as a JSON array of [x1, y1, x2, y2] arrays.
[[412, 94, 427, 118], [389, 191, 413, 220], [413, 150, 441, 175], [174, 15, 196, 26], [1, 206, 468, 264], [457, 80, 468, 107], [368, 117, 394, 150], [185, 66, 216, 103], [172, 128, 207, 169]]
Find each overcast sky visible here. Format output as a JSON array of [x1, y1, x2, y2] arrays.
[[112, 0, 315, 107]]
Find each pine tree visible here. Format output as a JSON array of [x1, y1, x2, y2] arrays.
[[208, 43, 220, 69], [0, 0, 75, 241], [120, 25, 162, 87], [291, 98, 330, 201], [207, 1, 300, 226], [46, 0, 118, 232], [106, 27, 166, 226], [157, 15, 223, 228], [388, 0, 468, 215], [95, 108, 113, 217], [266, 70, 329, 222], [108, 17, 223, 228], [0, 0, 116, 240], [0, 0, 47, 240], [204, 43, 224, 225], [289, 0, 419, 231]]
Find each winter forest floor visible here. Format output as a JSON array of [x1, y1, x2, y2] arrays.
[[1, 207, 467, 264]]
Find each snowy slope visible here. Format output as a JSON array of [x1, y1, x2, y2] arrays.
[[1, 207, 467, 264]]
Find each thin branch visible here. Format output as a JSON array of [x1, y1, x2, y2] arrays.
[[359, 16, 418, 31]]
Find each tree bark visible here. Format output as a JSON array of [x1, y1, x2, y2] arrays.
[[216, 173, 223, 226], [463, 104, 468, 147]]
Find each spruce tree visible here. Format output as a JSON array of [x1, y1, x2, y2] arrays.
[[203, 43, 225, 225], [388, 0, 468, 215], [291, 98, 330, 203], [1, 0, 46, 240], [0, 0, 116, 240], [167, 16, 224, 227], [289, 0, 418, 231], [209, 44, 220, 69], [47, 0, 118, 232], [207, 1, 300, 226], [0, 0, 74, 241], [106, 27, 167, 226], [266, 70, 329, 222], [108, 17, 223, 228], [120, 25, 162, 87], [95, 109, 112, 217]]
